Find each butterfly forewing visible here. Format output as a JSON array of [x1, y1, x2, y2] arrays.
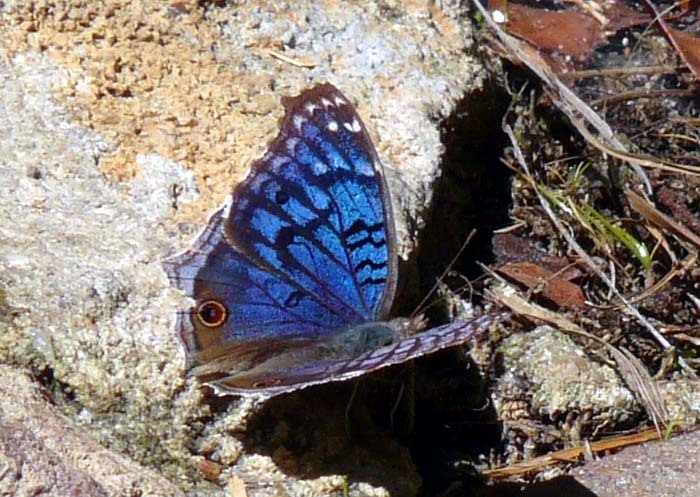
[[223, 84, 397, 324]]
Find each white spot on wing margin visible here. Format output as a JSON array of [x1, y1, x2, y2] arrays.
[[343, 118, 361, 133]]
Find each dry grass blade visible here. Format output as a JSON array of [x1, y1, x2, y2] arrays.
[[266, 49, 317, 68], [627, 189, 700, 249], [590, 88, 696, 107], [561, 64, 685, 79], [567, 123, 700, 176], [616, 347, 670, 432], [627, 252, 698, 304], [482, 427, 665, 478]]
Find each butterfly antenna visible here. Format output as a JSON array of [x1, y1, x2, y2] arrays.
[[388, 382, 405, 433], [414, 277, 476, 317], [449, 278, 476, 301], [344, 381, 360, 439], [410, 229, 477, 319]]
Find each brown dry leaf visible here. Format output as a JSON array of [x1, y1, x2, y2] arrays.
[[492, 232, 584, 281], [605, 1, 653, 32], [489, 0, 650, 69], [491, 0, 603, 62], [663, 25, 700, 81], [497, 262, 586, 307]]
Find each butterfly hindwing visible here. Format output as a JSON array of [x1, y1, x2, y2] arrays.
[[209, 314, 504, 398], [163, 205, 353, 371]]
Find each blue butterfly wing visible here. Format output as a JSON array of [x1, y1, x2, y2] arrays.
[[164, 84, 399, 383], [223, 83, 397, 324]]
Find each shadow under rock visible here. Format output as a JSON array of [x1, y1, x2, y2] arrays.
[[238, 378, 424, 495], [220, 351, 499, 496], [416, 84, 512, 293], [410, 82, 512, 496]]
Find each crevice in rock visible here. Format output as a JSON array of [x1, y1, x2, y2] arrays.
[[409, 81, 513, 496]]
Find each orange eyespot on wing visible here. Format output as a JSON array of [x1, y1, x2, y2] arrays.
[[196, 300, 228, 327]]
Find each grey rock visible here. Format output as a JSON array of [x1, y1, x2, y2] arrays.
[[494, 326, 640, 459], [0, 366, 184, 497], [573, 429, 700, 497], [0, 2, 486, 496]]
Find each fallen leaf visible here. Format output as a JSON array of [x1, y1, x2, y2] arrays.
[[497, 261, 586, 307]]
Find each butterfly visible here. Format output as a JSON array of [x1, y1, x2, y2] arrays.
[[163, 83, 504, 399]]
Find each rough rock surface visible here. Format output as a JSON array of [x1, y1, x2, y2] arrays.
[[2, 2, 693, 496], [0, 367, 185, 497], [0, 2, 486, 496], [572, 429, 700, 497], [494, 326, 640, 460]]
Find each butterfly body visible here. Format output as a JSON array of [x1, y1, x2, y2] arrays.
[[164, 83, 502, 398]]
